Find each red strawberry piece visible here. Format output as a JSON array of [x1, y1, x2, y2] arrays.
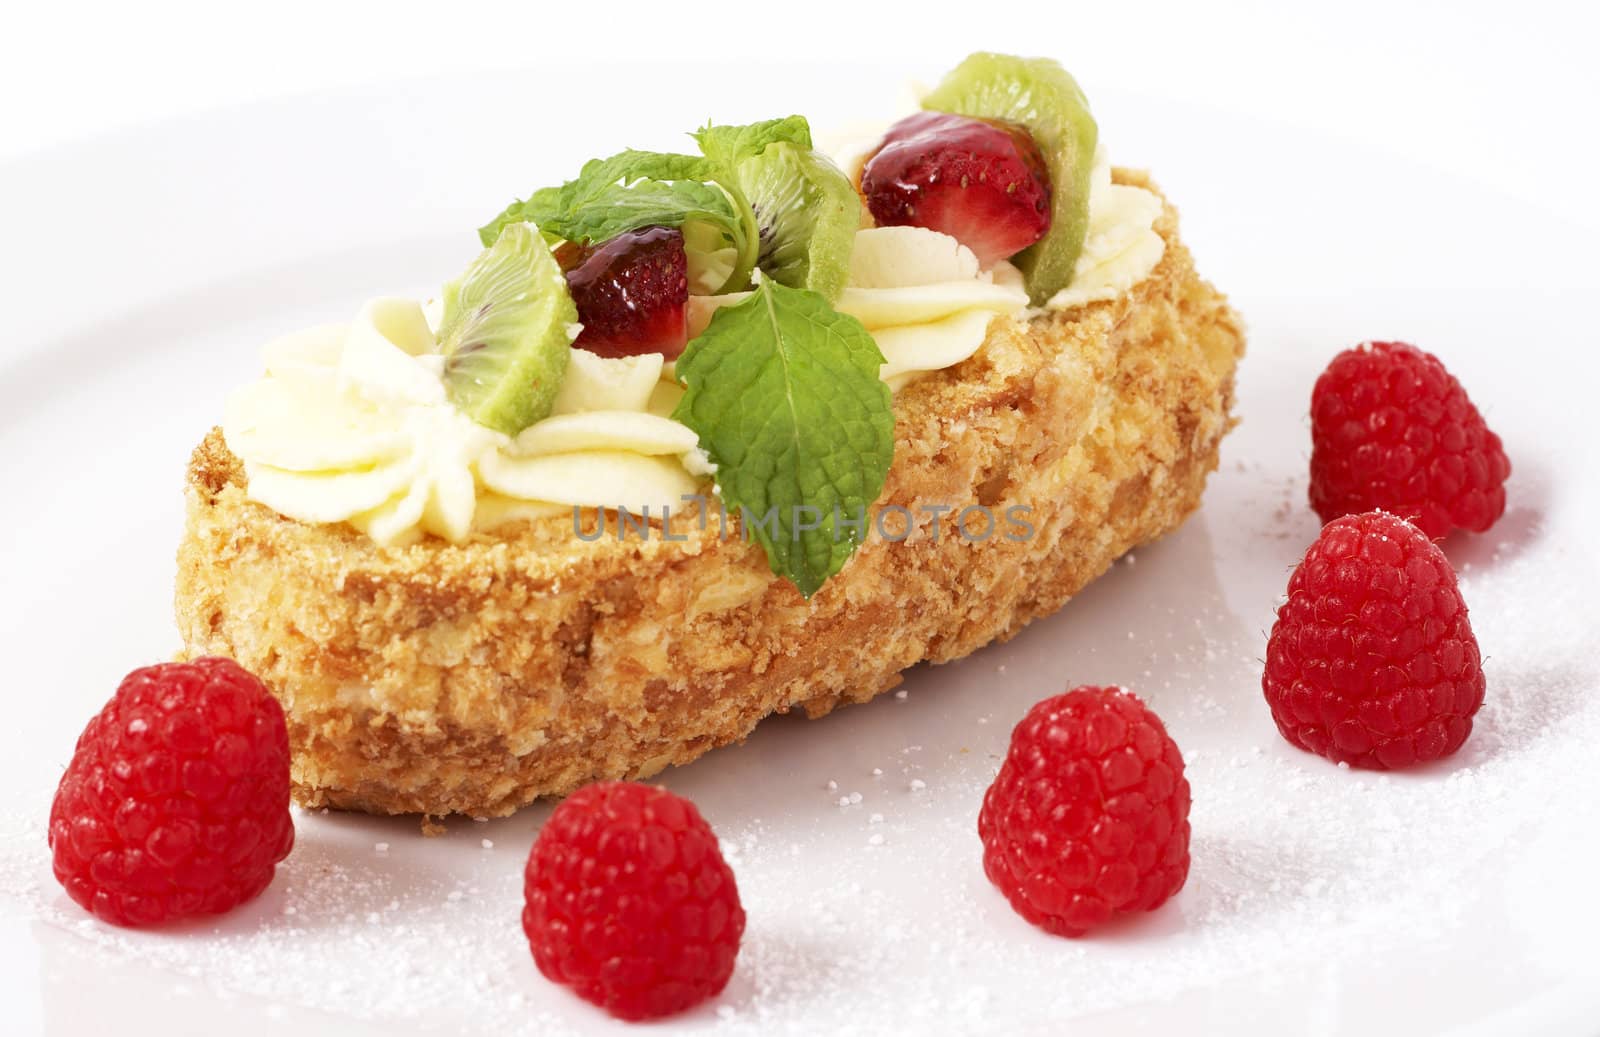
[[1309, 341, 1510, 539], [860, 111, 1052, 267], [561, 226, 689, 360]]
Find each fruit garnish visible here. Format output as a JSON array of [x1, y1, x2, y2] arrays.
[[437, 222, 577, 436], [481, 150, 757, 297], [479, 120, 886, 595], [707, 128, 860, 300], [861, 111, 1051, 269], [980, 685, 1190, 937], [672, 280, 893, 597], [523, 782, 745, 1020], [1264, 511, 1486, 769], [480, 149, 755, 289], [922, 52, 1099, 305], [559, 226, 690, 360], [49, 658, 295, 927], [1309, 341, 1510, 539], [480, 116, 857, 299]]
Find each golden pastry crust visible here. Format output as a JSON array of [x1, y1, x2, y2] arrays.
[[175, 173, 1245, 817]]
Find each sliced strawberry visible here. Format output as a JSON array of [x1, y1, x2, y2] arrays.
[[860, 111, 1052, 268], [561, 226, 689, 360]]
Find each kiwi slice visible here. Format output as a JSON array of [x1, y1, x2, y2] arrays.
[[922, 52, 1099, 306], [731, 144, 860, 301], [438, 223, 577, 436]]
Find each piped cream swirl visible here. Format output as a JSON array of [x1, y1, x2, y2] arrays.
[[1041, 144, 1165, 311], [688, 226, 1029, 393], [225, 131, 1158, 550], [223, 299, 705, 547]]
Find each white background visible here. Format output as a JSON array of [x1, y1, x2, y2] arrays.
[[6, 0, 1597, 230]]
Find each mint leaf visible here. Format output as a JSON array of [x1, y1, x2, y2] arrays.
[[480, 151, 727, 239], [478, 116, 825, 296], [478, 196, 531, 247], [528, 178, 737, 249], [519, 150, 718, 234], [576, 149, 716, 186], [693, 115, 813, 169], [477, 149, 757, 292], [672, 280, 894, 597]]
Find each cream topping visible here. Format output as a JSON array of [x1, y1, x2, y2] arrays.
[[1040, 144, 1165, 311], [688, 226, 1029, 393], [228, 127, 1162, 549], [223, 299, 704, 547]]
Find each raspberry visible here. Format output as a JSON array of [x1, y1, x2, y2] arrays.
[[48, 658, 295, 927], [979, 686, 1190, 937], [1263, 511, 1485, 769], [522, 782, 744, 1020], [1309, 340, 1510, 539]]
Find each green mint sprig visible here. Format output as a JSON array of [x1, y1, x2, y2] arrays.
[[478, 118, 814, 296], [692, 115, 812, 168], [672, 280, 894, 597]]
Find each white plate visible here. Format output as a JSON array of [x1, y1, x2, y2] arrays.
[[2, 64, 1597, 1036]]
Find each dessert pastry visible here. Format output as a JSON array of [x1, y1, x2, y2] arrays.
[[176, 53, 1245, 817]]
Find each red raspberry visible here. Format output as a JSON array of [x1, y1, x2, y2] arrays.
[[522, 782, 744, 1021], [979, 686, 1190, 937], [48, 658, 294, 927], [1263, 511, 1485, 769], [1309, 340, 1510, 539]]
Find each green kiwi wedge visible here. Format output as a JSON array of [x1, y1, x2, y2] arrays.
[[731, 144, 860, 300], [438, 223, 577, 436]]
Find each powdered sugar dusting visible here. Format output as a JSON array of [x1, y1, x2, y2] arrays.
[[3, 350, 1598, 1034], [5, 483, 1594, 1035]]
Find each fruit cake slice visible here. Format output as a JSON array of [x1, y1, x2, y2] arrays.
[[177, 171, 1241, 817], [175, 53, 1244, 816]]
